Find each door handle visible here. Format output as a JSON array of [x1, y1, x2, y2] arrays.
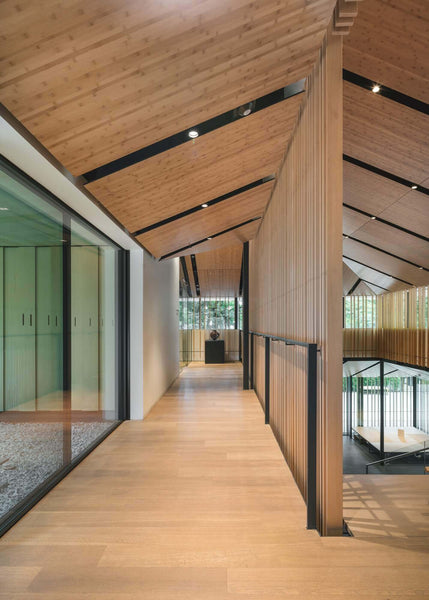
[[22, 313, 25, 326], [29, 314, 32, 326], [48, 315, 50, 326]]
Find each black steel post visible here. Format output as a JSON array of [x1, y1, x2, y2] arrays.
[[239, 330, 242, 362], [413, 376, 417, 428], [242, 242, 249, 390], [348, 375, 353, 437], [264, 337, 270, 424], [234, 297, 238, 330], [380, 360, 385, 458], [307, 343, 317, 530], [250, 333, 254, 390], [62, 216, 72, 466]]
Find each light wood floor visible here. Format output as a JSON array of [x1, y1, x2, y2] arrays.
[[1, 363, 429, 599]]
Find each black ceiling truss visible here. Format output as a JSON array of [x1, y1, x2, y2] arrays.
[[344, 203, 429, 244], [343, 255, 413, 287], [346, 278, 362, 296], [160, 217, 261, 260], [133, 175, 274, 237], [190, 254, 200, 297], [343, 70, 429, 116], [179, 256, 192, 297], [343, 154, 429, 197], [343, 234, 429, 271], [81, 79, 306, 184], [359, 279, 389, 292], [349, 361, 381, 377]]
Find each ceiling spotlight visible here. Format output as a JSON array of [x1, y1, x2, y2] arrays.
[[201, 203, 208, 208], [188, 130, 199, 139], [372, 84, 380, 93], [344, 235, 349, 239], [419, 266, 423, 270], [235, 101, 255, 119], [370, 216, 376, 220], [207, 237, 212, 240], [411, 185, 418, 190]]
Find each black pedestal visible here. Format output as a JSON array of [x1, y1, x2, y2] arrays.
[[205, 340, 225, 364]]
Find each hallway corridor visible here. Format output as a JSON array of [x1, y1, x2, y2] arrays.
[[1, 363, 429, 598]]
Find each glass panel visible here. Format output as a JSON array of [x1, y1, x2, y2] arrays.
[[0, 162, 124, 530], [0, 168, 65, 520]]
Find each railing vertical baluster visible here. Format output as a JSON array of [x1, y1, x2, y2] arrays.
[[265, 336, 270, 424], [307, 343, 317, 530]]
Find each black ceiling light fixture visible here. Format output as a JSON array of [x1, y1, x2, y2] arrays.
[[234, 101, 255, 118]]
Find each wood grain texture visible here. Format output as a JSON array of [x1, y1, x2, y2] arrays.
[[343, 285, 429, 368], [343, 82, 429, 183], [169, 220, 260, 259], [0, 0, 336, 174], [344, 0, 429, 103], [196, 246, 243, 297], [86, 97, 301, 235], [139, 182, 273, 259], [2, 364, 429, 599], [249, 22, 343, 535]]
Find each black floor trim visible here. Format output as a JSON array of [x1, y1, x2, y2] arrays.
[[81, 80, 305, 183]]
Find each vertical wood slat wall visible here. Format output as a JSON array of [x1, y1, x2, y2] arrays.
[[249, 22, 343, 535], [343, 286, 429, 368]]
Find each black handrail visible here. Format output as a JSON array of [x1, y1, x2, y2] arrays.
[[248, 329, 319, 531], [365, 443, 429, 474]]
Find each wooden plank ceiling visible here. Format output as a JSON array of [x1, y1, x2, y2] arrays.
[[184, 245, 243, 298], [342, 0, 429, 294], [0, 0, 338, 296]]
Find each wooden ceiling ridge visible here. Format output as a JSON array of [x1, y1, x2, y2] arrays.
[[160, 217, 261, 260], [81, 79, 306, 184]]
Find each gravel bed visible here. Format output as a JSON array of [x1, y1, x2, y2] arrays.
[[0, 420, 115, 519]]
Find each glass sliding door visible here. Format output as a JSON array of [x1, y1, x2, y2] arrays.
[[0, 159, 127, 534]]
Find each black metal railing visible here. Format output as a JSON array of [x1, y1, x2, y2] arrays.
[[248, 330, 319, 531], [365, 442, 429, 474]]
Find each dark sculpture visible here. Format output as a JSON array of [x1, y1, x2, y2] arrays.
[[209, 329, 220, 341]]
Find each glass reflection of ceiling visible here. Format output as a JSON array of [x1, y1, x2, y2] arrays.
[[0, 170, 110, 249], [343, 359, 429, 380]]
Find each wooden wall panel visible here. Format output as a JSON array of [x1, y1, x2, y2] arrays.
[[249, 22, 343, 535], [343, 286, 429, 369]]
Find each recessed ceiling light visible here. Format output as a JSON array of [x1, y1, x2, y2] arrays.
[[411, 185, 418, 190], [371, 216, 376, 220], [207, 237, 212, 240], [419, 266, 423, 270], [201, 203, 208, 208], [188, 130, 199, 139], [0, 207, 9, 211], [372, 84, 380, 93], [344, 235, 349, 239]]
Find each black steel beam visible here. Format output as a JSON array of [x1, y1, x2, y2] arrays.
[[343, 154, 429, 197], [81, 80, 305, 183], [343, 70, 429, 115], [160, 217, 261, 260], [242, 242, 250, 390], [346, 277, 362, 296], [190, 254, 200, 297], [307, 343, 318, 530], [133, 175, 274, 237], [180, 256, 192, 297]]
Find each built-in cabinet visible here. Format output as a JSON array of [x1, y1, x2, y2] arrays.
[[0, 245, 107, 412]]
